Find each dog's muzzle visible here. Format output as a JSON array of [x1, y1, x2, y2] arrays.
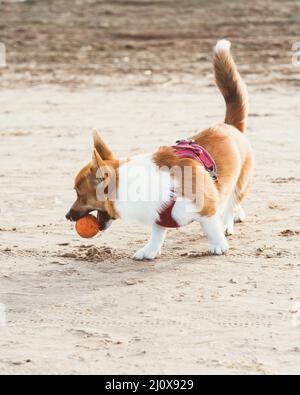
[[65, 209, 113, 231], [65, 209, 88, 222]]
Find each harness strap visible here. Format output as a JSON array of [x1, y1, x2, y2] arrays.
[[172, 139, 218, 181]]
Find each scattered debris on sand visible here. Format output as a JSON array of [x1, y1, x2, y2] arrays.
[[59, 245, 124, 262], [279, 229, 300, 237]]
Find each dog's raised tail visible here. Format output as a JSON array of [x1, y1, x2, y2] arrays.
[[213, 39, 248, 133]]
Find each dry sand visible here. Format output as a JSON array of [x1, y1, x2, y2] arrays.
[[0, 84, 299, 374], [0, 0, 299, 375]]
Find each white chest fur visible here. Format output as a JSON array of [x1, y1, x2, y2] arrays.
[[115, 154, 199, 227], [115, 154, 171, 225]]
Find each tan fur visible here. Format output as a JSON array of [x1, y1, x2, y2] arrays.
[[213, 46, 248, 132], [153, 148, 219, 216], [70, 133, 120, 220], [93, 129, 115, 160], [154, 125, 253, 218]]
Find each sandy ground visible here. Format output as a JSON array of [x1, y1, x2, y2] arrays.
[[0, 84, 299, 375], [0, 0, 299, 89], [0, 0, 300, 375]]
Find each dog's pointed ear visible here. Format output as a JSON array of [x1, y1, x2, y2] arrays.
[[93, 129, 114, 160], [92, 148, 105, 169]]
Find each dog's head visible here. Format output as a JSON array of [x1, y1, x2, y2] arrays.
[[65, 130, 120, 231]]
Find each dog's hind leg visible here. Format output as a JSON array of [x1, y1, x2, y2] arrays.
[[233, 154, 254, 224], [200, 214, 229, 255], [222, 191, 237, 235], [234, 204, 246, 223]]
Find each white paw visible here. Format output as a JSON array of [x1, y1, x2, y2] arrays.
[[224, 222, 235, 236], [209, 237, 229, 255], [224, 215, 234, 235], [234, 206, 246, 223], [133, 245, 161, 261]]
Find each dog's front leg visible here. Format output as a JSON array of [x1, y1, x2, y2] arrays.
[[133, 223, 167, 260]]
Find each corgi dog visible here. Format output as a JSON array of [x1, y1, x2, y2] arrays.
[[66, 40, 254, 260]]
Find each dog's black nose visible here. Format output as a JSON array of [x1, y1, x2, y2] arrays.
[[65, 210, 73, 221], [66, 209, 86, 222]]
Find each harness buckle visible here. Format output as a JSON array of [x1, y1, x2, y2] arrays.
[[175, 138, 195, 144]]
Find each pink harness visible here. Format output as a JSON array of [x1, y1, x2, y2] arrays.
[[155, 139, 217, 228]]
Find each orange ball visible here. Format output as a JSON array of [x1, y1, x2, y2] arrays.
[[75, 214, 100, 239]]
